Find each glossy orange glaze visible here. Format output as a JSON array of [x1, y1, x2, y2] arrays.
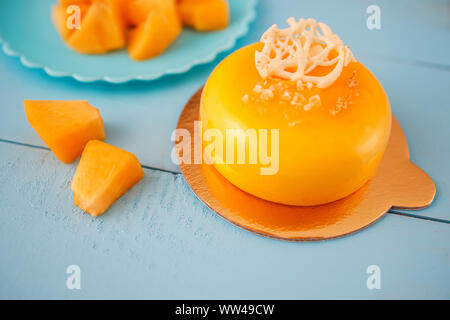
[[200, 43, 392, 206]]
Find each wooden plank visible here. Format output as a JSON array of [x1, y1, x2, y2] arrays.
[[360, 54, 449, 221], [252, 0, 450, 66], [0, 143, 448, 299], [0, 50, 200, 173], [0, 0, 448, 219], [0, 50, 448, 220]]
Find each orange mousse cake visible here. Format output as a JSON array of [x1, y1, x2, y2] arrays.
[[200, 18, 392, 206]]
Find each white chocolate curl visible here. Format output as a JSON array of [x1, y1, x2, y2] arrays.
[[255, 17, 356, 88]]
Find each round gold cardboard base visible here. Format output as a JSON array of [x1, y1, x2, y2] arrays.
[[176, 88, 436, 241]]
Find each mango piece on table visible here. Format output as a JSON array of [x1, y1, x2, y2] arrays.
[[66, 0, 126, 54], [24, 100, 105, 164], [71, 140, 145, 217], [128, 6, 182, 60], [178, 0, 229, 31]]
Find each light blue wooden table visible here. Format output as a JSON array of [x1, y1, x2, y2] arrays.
[[0, 0, 449, 299]]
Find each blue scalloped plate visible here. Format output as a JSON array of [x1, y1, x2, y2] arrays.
[[0, 0, 257, 83]]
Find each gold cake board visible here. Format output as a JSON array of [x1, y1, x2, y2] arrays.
[[176, 88, 436, 241]]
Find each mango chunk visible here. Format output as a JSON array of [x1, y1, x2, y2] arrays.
[[109, 0, 128, 22], [24, 100, 105, 164], [125, 0, 179, 26], [52, 4, 73, 40], [51, 3, 90, 40], [71, 140, 145, 217], [58, 0, 92, 5], [128, 7, 181, 60], [178, 0, 229, 31], [66, 0, 126, 54]]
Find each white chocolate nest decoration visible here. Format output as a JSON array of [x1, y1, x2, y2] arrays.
[[255, 17, 356, 89]]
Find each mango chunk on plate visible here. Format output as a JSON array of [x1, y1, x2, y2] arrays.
[[51, 4, 72, 40], [24, 100, 106, 164], [51, 2, 90, 40], [58, 0, 92, 6], [125, 0, 179, 26], [71, 140, 145, 217], [178, 0, 229, 31], [63, 0, 126, 54], [128, 6, 182, 60]]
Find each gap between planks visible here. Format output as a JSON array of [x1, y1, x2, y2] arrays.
[[1, 138, 448, 225], [357, 52, 450, 72], [0, 138, 179, 174]]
